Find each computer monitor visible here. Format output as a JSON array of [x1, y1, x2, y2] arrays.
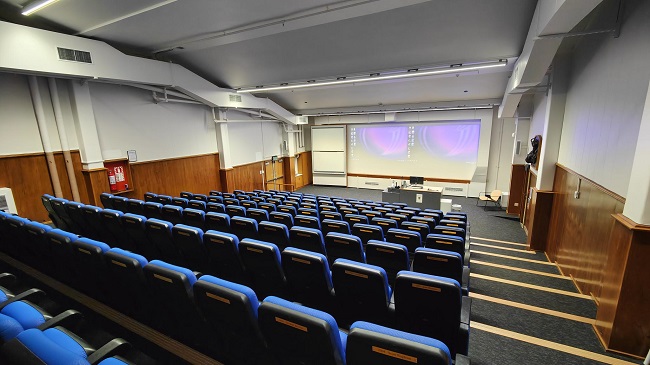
[[409, 176, 424, 185]]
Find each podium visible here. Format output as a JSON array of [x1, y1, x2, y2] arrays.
[[382, 186, 442, 210]]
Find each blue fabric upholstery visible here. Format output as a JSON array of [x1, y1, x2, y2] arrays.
[[1, 301, 45, 330], [147, 260, 197, 286], [198, 275, 259, 316], [334, 258, 391, 299], [107, 247, 148, 268], [0, 313, 23, 342], [349, 321, 451, 364], [75, 237, 110, 253], [10, 329, 89, 365], [98, 358, 129, 365], [43, 327, 87, 358]]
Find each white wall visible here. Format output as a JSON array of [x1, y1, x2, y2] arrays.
[[486, 116, 517, 192], [529, 92, 547, 145], [227, 121, 283, 166], [557, 0, 650, 197], [0, 72, 79, 156], [89, 82, 217, 162]]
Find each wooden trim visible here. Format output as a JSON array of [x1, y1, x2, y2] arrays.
[[470, 242, 538, 254], [471, 260, 572, 280], [469, 293, 594, 324], [470, 250, 557, 266], [611, 213, 650, 232], [104, 157, 129, 163], [0, 149, 81, 159], [82, 167, 108, 172], [469, 273, 593, 299], [233, 159, 270, 169], [0, 252, 222, 365], [556, 163, 625, 203], [130, 152, 219, 165], [471, 237, 528, 247], [347, 173, 470, 184], [473, 322, 639, 365]]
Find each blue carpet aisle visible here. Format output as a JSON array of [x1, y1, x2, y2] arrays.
[[297, 186, 642, 365]]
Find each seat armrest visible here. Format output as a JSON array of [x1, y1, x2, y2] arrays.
[[463, 251, 471, 267], [455, 353, 471, 365], [0, 273, 16, 287], [457, 322, 470, 356], [87, 338, 131, 365], [0, 288, 46, 311], [38, 310, 84, 331], [461, 296, 471, 325]]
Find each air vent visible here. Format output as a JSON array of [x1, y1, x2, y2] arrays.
[[57, 47, 92, 63], [444, 187, 464, 192], [229, 94, 242, 102]]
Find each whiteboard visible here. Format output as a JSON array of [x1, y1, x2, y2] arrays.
[[312, 127, 345, 151], [313, 151, 345, 173]]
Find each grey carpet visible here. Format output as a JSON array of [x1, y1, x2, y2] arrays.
[[470, 263, 578, 292]]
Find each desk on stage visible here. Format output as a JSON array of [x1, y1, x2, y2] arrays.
[[382, 186, 443, 210]]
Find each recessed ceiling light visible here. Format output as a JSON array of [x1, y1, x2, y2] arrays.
[[337, 77, 346, 80], [407, 68, 419, 72], [464, 90, 468, 93], [21, 0, 60, 15], [370, 73, 380, 77], [280, 83, 288, 86], [307, 80, 316, 83]]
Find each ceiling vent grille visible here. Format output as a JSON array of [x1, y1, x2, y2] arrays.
[[229, 94, 242, 102], [57, 47, 92, 63]]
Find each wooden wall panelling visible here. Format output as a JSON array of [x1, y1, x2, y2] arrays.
[[219, 168, 235, 193], [546, 165, 624, 300], [596, 216, 650, 357], [82, 169, 110, 207], [525, 188, 554, 251], [229, 161, 264, 192], [70, 151, 90, 204], [284, 156, 297, 190], [507, 164, 526, 215], [0, 153, 55, 222], [301, 151, 313, 185], [124, 153, 221, 200]]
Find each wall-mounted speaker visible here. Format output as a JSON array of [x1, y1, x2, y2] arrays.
[[283, 140, 288, 151]]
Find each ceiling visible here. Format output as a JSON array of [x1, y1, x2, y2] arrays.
[[0, 0, 538, 114]]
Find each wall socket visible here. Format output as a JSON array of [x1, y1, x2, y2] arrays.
[[574, 191, 580, 199], [416, 194, 423, 203], [514, 203, 519, 207]]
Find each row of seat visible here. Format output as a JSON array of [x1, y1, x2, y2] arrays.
[[86, 193, 470, 262], [0, 210, 470, 361], [40, 194, 470, 293], [0, 271, 148, 365]]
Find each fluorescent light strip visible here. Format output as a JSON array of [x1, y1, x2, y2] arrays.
[[237, 61, 507, 93], [22, 0, 60, 15], [302, 105, 495, 117]]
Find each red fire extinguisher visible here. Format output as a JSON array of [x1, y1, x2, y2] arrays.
[[108, 169, 118, 192]]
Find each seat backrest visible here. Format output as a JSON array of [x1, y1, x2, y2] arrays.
[[370, 217, 398, 235], [438, 219, 467, 230], [258, 221, 291, 252], [172, 224, 210, 274], [43, 229, 78, 283], [41, 194, 65, 229], [205, 212, 230, 233], [193, 275, 267, 363], [182, 208, 206, 230], [320, 212, 342, 222], [443, 213, 467, 223], [344, 214, 369, 226], [258, 296, 346, 365], [207, 195, 224, 204], [297, 208, 319, 219], [50, 198, 73, 231], [277, 205, 297, 217], [384, 213, 408, 225], [171, 197, 189, 209], [410, 216, 437, 233], [238, 239, 286, 299], [294, 215, 321, 230], [351, 223, 384, 246], [289, 226, 326, 255], [386, 228, 422, 253], [145, 218, 183, 265], [156, 195, 173, 205], [361, 210, 383, 220], [193, 194, 208, 202], [321, 219, 350, 236], [432, 225, 466, 240], [224, 198, 240, 206], [331, 259, 392, 326], [98, 209, 128, 249], [100, 193, 114, 209], [325, 232, 365, 265], [412, 248, 463, 284], [226, 205, 246, 218], [143, 260, 199, 329], [394, 271, 462, 356], [241, 200, 258, 209], [346, 321, 451, 365], [257, 202, 276, 213], [319, 205, 338, 213], [161, 205, 184, 226], [144, 192, 157, 202], [247, 208, 269, 223], [281, 247, 334, 311], [180, 191, 193, 199], [399, 221, 430, 238], [70, 237, 110, 299], [425, 234, 466, 262], [80, 205, 107, 242], [206, 202, 226, 214], [187, 200, 207, 211], [104, 247, 149, 318], [230, 216, 259, 240], [269, 211, 294, 228], [121, 213, 152, 256], [63, 201, 87, 236], [203, 230, 247, 284], [365, 240, 410, 286], [143, 202, 164, 220], [126, 199, 145, 216], [490, 189, 502, 201]]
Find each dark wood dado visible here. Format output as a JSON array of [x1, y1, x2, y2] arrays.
[[507, 164, 526, 215], [124, 153, 221, 200], [596, 215, 650, 357], [224, 161, 265, 193], [546, 164, 624, 299], [525, 188, 554, 251], [82, 168, 109, 207], [347, 173, 470, 185]]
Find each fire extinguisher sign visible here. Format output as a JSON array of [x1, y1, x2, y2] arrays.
[[114, 166, 125, 182]]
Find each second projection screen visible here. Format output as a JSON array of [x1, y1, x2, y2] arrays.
[[348, 121, 480, 179]]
